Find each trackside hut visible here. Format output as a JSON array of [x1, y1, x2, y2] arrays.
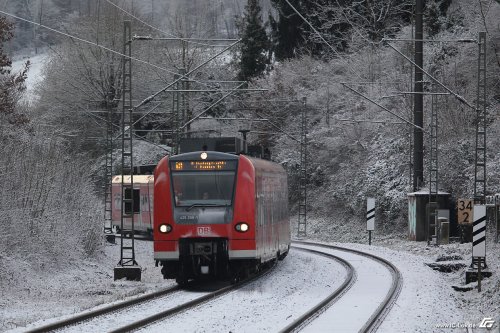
[[408, 189, 451, 241]]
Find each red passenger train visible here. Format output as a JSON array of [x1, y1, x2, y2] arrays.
[[111, 175, 154, 237], [154, 151, 290, 284]]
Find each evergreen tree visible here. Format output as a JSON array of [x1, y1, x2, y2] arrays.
[[269, 0, 343, 60], [270, 0, 413, 60], [269, 0, 303, 60], [237, 0, 270, 81]]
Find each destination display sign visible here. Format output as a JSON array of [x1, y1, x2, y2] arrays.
[[172, 160, 237, 171]]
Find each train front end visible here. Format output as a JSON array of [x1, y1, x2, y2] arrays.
[[154, 151, 256, 284]]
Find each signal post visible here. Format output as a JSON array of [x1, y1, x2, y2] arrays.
[[465, 204, 492, 286]]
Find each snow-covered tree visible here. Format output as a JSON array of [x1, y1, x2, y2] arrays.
[[0, 16, 29, 126], [34, 6, 125, 155], [308, 0, 413, 53], [0, 13, 103, 278]]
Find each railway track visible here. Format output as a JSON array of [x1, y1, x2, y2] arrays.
[[26, 263, 276, 333], [139, 243, 384, 333], [280, 246, 356, 332], [25, 241, 401, 332], [25, 285, 180, 333], [289, 241, 403, 333]]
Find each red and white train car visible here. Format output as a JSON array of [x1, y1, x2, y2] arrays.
[[154, 151, 290, 283], [111, 175, 154, 237]]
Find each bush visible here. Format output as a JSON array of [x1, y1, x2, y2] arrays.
[[0, 131, 102, 269]]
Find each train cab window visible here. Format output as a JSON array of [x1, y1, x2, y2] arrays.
[[124, 188, 140, 214], [171, 171, 236, 207]]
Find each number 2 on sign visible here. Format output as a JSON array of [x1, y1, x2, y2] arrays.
[[457, 199, 473, 225]]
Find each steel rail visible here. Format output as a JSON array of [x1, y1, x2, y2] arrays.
[[26, 262, 275, 333], [293, 241, 403, 333], [109, 262, 278, 333], [280, 247, 356, 333], [24, 285, 180, 333]]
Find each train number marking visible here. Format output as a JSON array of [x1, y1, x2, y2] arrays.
[[457, 199, 473, 225], [197, 226, 211, 235], [179, 215, 198, 221]]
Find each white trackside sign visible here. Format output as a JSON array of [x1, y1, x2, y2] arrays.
[[472, 205, 486, 258], [367, 198, 375, 231]]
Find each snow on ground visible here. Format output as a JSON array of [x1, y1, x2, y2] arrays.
[[11, 53, 48, 105], [59, 286, 211, 333], [295, 243, 394, 333], [300, 216, 500, 325], [1, 218, 499, 332], [303, 215, 500, 332], [369, 235, 500, 331], [334, 242, 467, 333], [1, 239, 172, 332], [137, 249, 345, 333]]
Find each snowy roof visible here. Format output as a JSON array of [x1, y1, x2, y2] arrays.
[[112, 175, 154, 184], [407, 189, 450, 196]]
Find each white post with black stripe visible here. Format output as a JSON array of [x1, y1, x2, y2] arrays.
[[367, 198, 375, 245], [473, 205, 486, 258], [473, 205, 486, 292]]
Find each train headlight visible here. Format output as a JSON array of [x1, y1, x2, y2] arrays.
[[159, 224, 172, 234], [235, 222, 249, 233]]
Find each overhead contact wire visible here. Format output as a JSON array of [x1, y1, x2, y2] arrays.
[[0, 9, 239, 108], [104, 0, 231, 48], [0, 9, 179, 76]]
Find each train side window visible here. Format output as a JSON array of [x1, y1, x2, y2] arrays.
[[124, 188, 140, 214], [141, 194, 149, 212], [258, 196, 264, 226]]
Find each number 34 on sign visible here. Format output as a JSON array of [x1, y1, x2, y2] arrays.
[[457, 199, 473, 225]]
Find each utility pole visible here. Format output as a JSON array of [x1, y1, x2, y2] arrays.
[[180, 68, 189, 138], [413, 0, 424, 191], [297, 97, 308, 238], [238, 129, 250, 154], [474, 32, 487, 205], [472, 32, 487, 272], [103, 83, 115, 243], [181, 40, 192, 137], [428, 83, 439, 245], [172, 74, 179, 154], [115, 21, 141, 281]]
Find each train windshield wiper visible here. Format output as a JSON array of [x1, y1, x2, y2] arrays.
[[185, 203, 219, 211]]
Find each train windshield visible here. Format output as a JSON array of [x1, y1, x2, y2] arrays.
[[171, 171, 236, 208]]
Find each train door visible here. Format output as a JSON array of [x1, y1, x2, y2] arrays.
[[135, 184, 143, 229], [264, 176, 273, 260], [273, 175, 280, 256], [269, 188, 277, 256], [256, 171, 265, 260], [124, 186, 141, 229], [141, 182, 150, 230], [111, 179, 121, 230], [147, 176, 154, 232]]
